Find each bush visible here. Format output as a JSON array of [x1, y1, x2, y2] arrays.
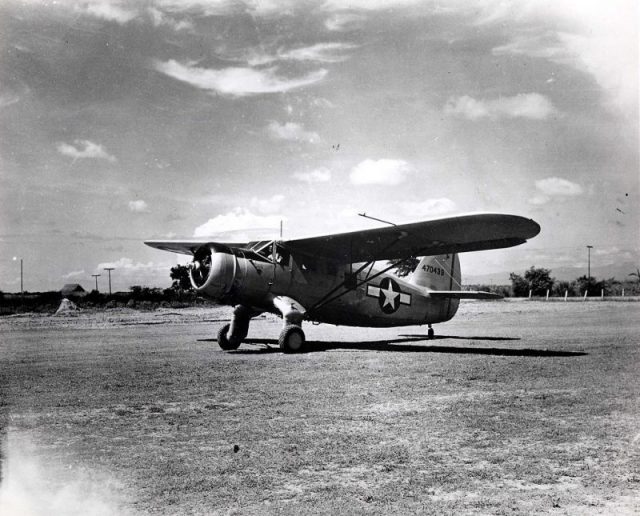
[[510, 267, 555, 297]]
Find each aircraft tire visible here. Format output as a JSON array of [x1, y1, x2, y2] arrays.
[[428, 327, 435, 339], [217, 323, 240, 351], [279, 325, 305, 353]]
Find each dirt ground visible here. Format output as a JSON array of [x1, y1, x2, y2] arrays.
[[1, 299, 639, 515]]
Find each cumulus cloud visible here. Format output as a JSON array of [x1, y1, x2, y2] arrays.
[[402, 198, 457, 218], [293, 167, 332, 183], [536, 177, 583, 196], [350, 159, 413, 185], [485, 0, 637, 112], [147, 7, 193, 31], [267, 121, 320, 143], [279, 43, 358, 63], [154, 60, 328, 97], [194, 208, 284, 238], [97, 257, 163, 273], [66, 2, 198, 30], [323, 0, 425, 10], [530, 176, 584, 205], [57, 140, 117, 162], [250, 194, 285, 215], [444, 93, 557, 120], [0, 91, 22, 108], [128, 200, 149, 213], [325, 13, 364, 31], [62, 269, 86, 279], [75, 0, 137, 24], [156, 0, 301, 17], [245, 43, 357, 65]]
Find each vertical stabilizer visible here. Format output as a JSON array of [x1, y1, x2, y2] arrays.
[[409, 254, 461, 291]]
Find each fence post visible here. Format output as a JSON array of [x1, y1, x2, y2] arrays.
[[583, 291, 588, 300], [546, 289, 549, 301], [529, 289, 532, 299], [601, 289, 604, 299], [622, 288, 625, 297], [564, 290, 568, 301]]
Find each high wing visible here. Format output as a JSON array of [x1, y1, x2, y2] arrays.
[[144, 213, 539, 262], [284, 213, 540, 263], [144, 240, 247, 255]]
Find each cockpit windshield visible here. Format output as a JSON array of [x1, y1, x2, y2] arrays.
[[252, 240, 274, 261], [248, 240, 291, 266]]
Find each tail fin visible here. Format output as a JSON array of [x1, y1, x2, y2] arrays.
[[410, 254, 503, 300], [409, 254, 461, 291]]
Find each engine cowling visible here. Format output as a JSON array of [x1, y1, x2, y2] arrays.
[[190, 246, 236, 300]]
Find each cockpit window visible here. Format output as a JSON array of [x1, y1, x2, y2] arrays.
[[254, 241, 274, 261], [250, 240, 290, 265]]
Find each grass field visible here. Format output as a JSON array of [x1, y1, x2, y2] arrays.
[[1, 300, 639, 515]]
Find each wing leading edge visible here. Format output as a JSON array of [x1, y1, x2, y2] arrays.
[[144, 240, 247, 255], [285, 213, 540, 263]]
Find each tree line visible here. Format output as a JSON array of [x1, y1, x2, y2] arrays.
[[504, 266, 640, 297]]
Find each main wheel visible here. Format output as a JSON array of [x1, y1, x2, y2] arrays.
[[217, 323, 240, 351], [427, 327, 435, 340], [279, 325, 305, 353]]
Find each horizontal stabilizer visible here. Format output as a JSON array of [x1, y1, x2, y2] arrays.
[[428, 290, 503, 300]]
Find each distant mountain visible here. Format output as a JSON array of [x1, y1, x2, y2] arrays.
[[464, 261, 638, 285]]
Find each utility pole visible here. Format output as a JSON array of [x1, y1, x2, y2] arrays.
[[586, 245, 593, 282], [12, 257, 23, 296], [92, 274, 101, 292], [104, 267, 114, 295]]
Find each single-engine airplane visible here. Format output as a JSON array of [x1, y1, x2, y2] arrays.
[[145, 213, 539, 353]]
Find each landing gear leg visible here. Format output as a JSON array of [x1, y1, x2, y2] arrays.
[[272, 296, 307, 353], [217, 305, 256, 351], [427, 324, 435, 340]]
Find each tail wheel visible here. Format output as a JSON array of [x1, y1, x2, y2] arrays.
[[279, 325, 305, 353], [217, 323, 240, 351]]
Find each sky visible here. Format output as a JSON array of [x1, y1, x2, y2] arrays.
[[0, 0, 638, 292]]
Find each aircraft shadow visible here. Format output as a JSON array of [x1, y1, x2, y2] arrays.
[[399, 334, 520, 342], [199, 336, 587, 357]]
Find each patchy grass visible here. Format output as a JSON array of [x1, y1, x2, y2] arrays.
[[1, 301, 639, 514]]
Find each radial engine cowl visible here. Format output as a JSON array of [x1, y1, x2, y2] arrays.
[[190, 246, 236, 299]]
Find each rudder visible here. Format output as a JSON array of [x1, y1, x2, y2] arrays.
[[409, 254, 461, 291]]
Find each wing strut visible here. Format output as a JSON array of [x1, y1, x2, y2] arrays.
[[306, 255, 417, 318], [306, 230, 412, 316]]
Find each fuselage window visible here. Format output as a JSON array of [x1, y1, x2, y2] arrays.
[[301, 257, 317, 272], [275, 245, 290, 266]]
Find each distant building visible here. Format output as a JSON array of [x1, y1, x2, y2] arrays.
[[60, 283, 87, 297]]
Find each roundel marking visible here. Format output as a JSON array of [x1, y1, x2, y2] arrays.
[[378, 277, 402, 314], [366, 278, 412, 314]]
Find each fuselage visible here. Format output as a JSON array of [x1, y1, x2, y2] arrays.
[[191, 245, 459, 327]]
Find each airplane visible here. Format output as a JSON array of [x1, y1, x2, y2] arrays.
[[145, 213, 540, 353]]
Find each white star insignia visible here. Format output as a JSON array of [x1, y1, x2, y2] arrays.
[[380, 283, 399, 308]]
